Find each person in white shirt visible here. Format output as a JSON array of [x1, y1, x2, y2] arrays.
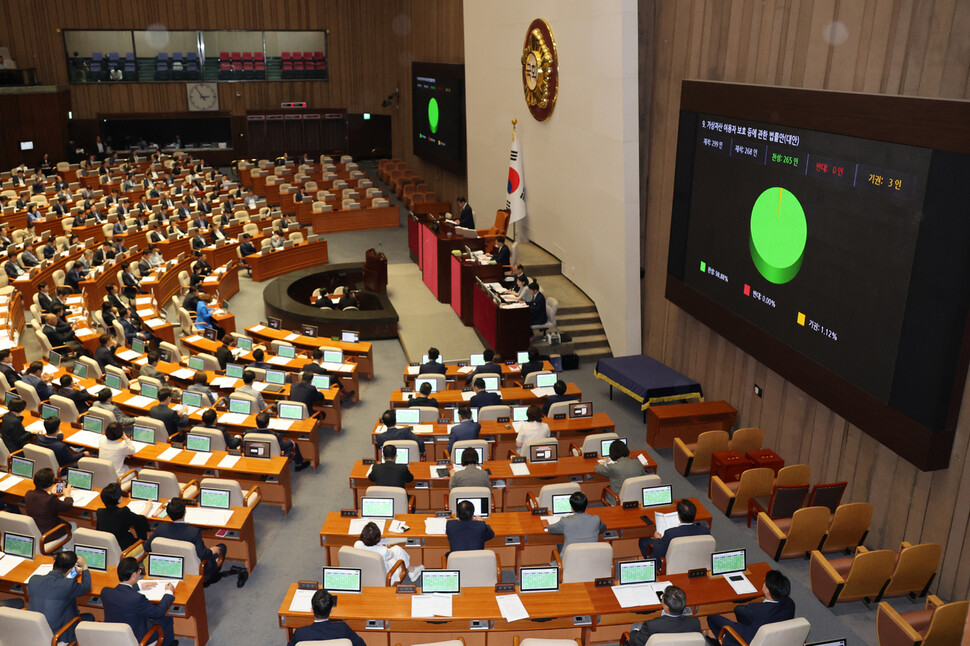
[[353, 521, 422, 585], [97, 422, 137, 477], [515, 404, 551, 449]]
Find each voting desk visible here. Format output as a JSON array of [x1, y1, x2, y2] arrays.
[[0, 554, 209, 644], [472, 282, 531, 360], [401, 361, 555, 389], [346, 451, 656, 512], [248, 238, 329, 282], [369, 413, 618, 463], [450, 254, 507, 326], [389, 383, 583, 409], [245, 324, 375, 379]]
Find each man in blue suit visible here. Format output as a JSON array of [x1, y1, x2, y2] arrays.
[[101, 557, 177, 646], [374, 409, 426, 456], [418, 346, 447, 375], [469, 378, 502, 409], [446, 500, 495, 554], [706, 569, 796, 645], [638, 499, 711, 559], [447, 404, 481, 453], [145, 498, 242, 586], [27, 551, 93, 641], [287, 589, 365, 646]]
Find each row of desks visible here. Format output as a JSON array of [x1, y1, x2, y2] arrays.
[[347, 451, 655, 512], [388, 383, 583, 408], [401, 361, 555, 389]]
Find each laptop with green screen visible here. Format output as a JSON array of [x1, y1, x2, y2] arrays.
[[226, 363, 244, 379], [130, 479, 160, 502], [2, 532, 34, 558], [199, 487, 231, 509], [278, 403, 303, 420], [420, 570, 460, 594], [66, 468, 93, 490], [10, 457, 33, 479], [132, 425, 155, 444], [188, 356, 205, 371], [147, 553, 184, 579], [74, 544, 107, 571], [185, 432, 211, 452]]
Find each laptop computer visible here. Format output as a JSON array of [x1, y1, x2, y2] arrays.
[[395, 408, 421, 425], [243, 439, 271, 459], [452, 407, 479, 423], [300, 324, 318, 338], [132, 425, 155, 445], [185, 432, 211, 452], [236, 337, 253, 351], [2, 532, 34, 558], [322, 566, 362, 593], [711, 549, 757, 593], [569, 402, 593, 418], [601, 437, 628, 456], [187, 356, 205, 371], [147, 553, 184, 580], [341, 330, 358, 343], [277, 345, 296, 359], [82, 415, 104, 434], [40, 403, 60, 420], [360, 497, 394, 519], [511, 405, 529, 422], [617, 559, 658, 586], [48, 350, 62, 367], [529, 443, 558, 463], [66, 468, 94, 490], [384, 447, 409, 464], [3, 392, 19, 407], [278, 402, 304, 421], [414, 377, 438, 393], [535, 373, 558, 388], [452, 446, 485, 465], [469, 353, 485, 367], [420, 570, 460, 594], [641, 485, 673, 508], [140, 382, 159, 400], [10, 456, 34, 479], [199, 487, 231, 510], [203, 328, 217, 341], [225, 363, 244, 379], [323, 349, 343, 364], [131, 338, 146, 354], [421, 353, 443, 364], [519, 566, 559, 593], [104, 373, 122, 390], [263, 369, 286, 393], [480, 376, 500, 392], [455, 496, 489, 518], [130, 479, 160, 502], [181, 391, 204, 409], [311, 374, 331, 389], [228, 398, 254, 415], [267, 317, 282, 330], [74, 544, 108, 571], [73, 362, 88, 379], [550, 493, 574, 515], [516, 351, 530, 364]]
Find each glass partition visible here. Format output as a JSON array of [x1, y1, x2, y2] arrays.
[[133, 29, 200, 81]]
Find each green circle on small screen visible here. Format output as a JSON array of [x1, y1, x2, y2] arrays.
[[428, 98, 439, 134], [749, 187, 807, 284]]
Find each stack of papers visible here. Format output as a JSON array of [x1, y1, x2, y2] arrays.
[[250, 324, 266, 333], [0, 474, 27, 491], [530, 386, 556, 398], [509, 462, 531, 476], [496, 594, 529, 622], [184, 507, 234, 526], [460, 391, 475, 401], [406, 366, 420, 376], [410, 424, 435, 435], [457, 366, 474, 374], [423, 517, 448, 535], [29, 563, 54, 580], [26, 420, 47, 434], [411, 593, 453, 618], [724, 573, 758, 595], [210, 377, 236, 388], [145, 318, 166, 328], [138, 579, 176, 601], [288, 588, 315, 613], [611, 582, 669, 608], [183, 335, 203, 343], [284, 333, 300, 341], [0, 553, 28, 576], [268, 356, 290, 365], [169, 368, 195, 380], [189, 452, 211, 466]]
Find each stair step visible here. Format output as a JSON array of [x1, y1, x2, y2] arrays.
[[575, 347, 613, 361], [556, 313, 601, 325], [557, 304, 598, 315], [569, 335, 610, 350], [558, 323, 605, 337]]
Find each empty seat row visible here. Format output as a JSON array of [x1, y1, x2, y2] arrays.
[[218, 51, 265, 80], [155, 52, 201, 80]]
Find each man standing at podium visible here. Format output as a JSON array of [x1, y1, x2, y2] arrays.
[[456, 196, 474, 229]]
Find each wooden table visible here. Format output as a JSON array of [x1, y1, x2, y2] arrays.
[[278, 559, 767, 645], [310, 204, 399, 233], [200, 262, 240, 300], [248, 238, 329, 282], [473, 283, 531, 360], [369, 413, 617, 463], [451, 254, 507, 326], [346, 451, 655, 512], [246, 324, 374, 379], [389, 383, 582, 409], [645, 400, 737, 449], [402, 361, 555, 389], [0, 553, 209, 644]]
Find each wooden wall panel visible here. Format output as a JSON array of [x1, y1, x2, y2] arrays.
[[0, 0, 465, 199], [639, 0, 970, 601]]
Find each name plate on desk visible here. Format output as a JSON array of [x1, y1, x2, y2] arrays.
[[511, 457, 526, 464], [497, 417, 510, 423], [438, 418, 450, 424], [495, 583, 515, 593], [396, 584, 416, 594], [228, 449, 241, 456], [688, 568, 707, 578], [298, 581, 319, 590], [362, 459, 375, 465], [436, 459, 449, 466], [531, 507, 549, 515], [340, 509, 358, 517], [594, 577, 614, 587], [622, 501, 639, 509], [554, 414, 567, 420], [401, 387, 413, 393], [436, 511, 451, 518], [583, 451, 598, 459]]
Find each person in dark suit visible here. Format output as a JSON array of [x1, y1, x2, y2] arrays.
[[101, 557, 178, 646], [191, 251, 212, 277], [519, 347, 544, 381], [145, 498, 238, 586], [490, 236, 511, 266], [541, 380, 578, 415], [190, 230, 208, 250], [374, 409, 425, 455], [467, 348, 502, 384], [197, 408, 241, 451], [149, 388, 189, 443], [627, 585, 702, 645], [289, 370, 327, 415], [706, 570, 796, 646], [27, 550, 93, 642], [446, 499, 495, 554], [4, 258, 25, 279], [37, 417, 84, 468], [1, 398, 31, 453], [529, 281, 548, 329], [214, 334, 234, 370], [447, 405, 481, 454], [418, 347, 447, 375], [469, 377, 502, 409], [22, 360, 55, 400], [65, 262, 84, 292], [249, 347, 273, 371], [407, 381, 439, 408], [456, 196, 474, 229], [0, 348, 21, 387], [96, 483, 149, 550], [368, 444, 414, 488], [95, 333, 121, 370], [56, 374, 91, 413], [25, 468, 75, 541], [638, 499, 711, 559], [287, 589, 366, 646]]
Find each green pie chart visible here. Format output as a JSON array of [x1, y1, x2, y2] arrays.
[[428, 98, 439, 134], [749, 187, 807, 284]]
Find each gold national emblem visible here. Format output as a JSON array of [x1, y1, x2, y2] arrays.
[[521, 18, 558, 122]]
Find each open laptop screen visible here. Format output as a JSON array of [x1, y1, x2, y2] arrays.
[[185, 433, 211, 452], [511, 405, 529, 422], [550, 494, 573, 515], [469, 353, 484, 367], [529, 443, 558, 463], [617, 559, 657, 585], [341, 330, 358, 343], [10, 457, 34, 479], [520, 566, 559, 592], [395, 408, 421, 425], [181, 391, 204, 408], [360, 497, 394, 519], [414, 377, 438, 393], [711, 549, 747, 577], [420, 570, 460, 594], [75, 544, 108, 571], [66, 468, 93, 490], [2, 532, 34, 558], [199, 487, 231, 510], [323, 566, 361, 593], [130, 479, 160, 502], [278, 403, 304, 420], [481, 376, 500, 391], [132, 425, 155, 445], [535, 373, 558, 388], [147, 553, 184, 579], [456, 496, 489, 518], [601, 437, 628, 457]]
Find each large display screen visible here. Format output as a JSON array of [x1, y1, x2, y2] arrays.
[[667, 82, 970, 471], [412, 62, 466, 172]]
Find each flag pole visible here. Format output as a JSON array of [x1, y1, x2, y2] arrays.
[[510, 119, 517, 242]]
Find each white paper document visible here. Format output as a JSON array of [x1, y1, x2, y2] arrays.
[[250, 324, 266, 333], [267, 418, 293, 431], [189, 451, 211, 466], [132, 441, 152, 454], [284, 333, 300, 341], [509, 462, 531, 476], [611, 583, 665, 608], [138, 579, 176, 601], [124, 395, 155, 408], [184, 507, 234, 527], [69, 490, 100, 507], [320, 361, 343, 371], [411, 593, 453, 618], [457, 366, 474, 374], [268, 355, 290, 365], [145, 318, 166, 327], [0, 553, 28, 576], [67, 430, 102, 448], [530, 386, 556, 398], [157, 447, 183, 461], [26, 420, 47, 434], [169, 368, 195, 380], [724, 573, 759, 595], [496, 594, 530, 622], [406, 365, 420, 375], [218, 413, 249, 425], [637, 453, 650, 466], [217, 455, 241, 469], [423, 517, 448, 535], [460, 391, 474, 401], [30, 564, 54, 580], [654, 512, 680, 536], [0, 474, 27, 491], [210, 377, 237, 388], [183, 335, 202, 343], [348, 518, 385, 535], [388, 519, 409, 534], [288, 588, 315, 613], [410, 424, 435, 435]]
